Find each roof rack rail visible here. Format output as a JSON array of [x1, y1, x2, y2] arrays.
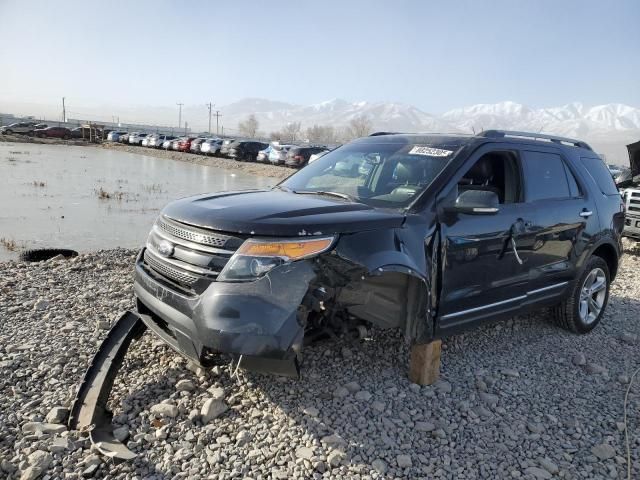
[[479, 130, 592, 151], [369, 131, 401, 136]]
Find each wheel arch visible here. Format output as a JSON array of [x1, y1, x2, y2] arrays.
[[590, 241, 619, 280]]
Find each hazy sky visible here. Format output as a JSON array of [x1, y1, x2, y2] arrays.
[[1, 0, 638, 113]]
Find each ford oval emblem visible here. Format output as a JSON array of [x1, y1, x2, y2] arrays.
[[157, 240, 174, 258]]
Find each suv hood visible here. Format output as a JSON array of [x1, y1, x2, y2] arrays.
[[162, 190, 406, 236]]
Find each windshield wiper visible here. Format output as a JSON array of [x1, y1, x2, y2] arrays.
[[292, 190, 356, 202]]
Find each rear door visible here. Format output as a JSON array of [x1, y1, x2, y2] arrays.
[[517, 147, 597, 297]]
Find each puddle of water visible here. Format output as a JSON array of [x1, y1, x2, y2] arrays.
[[0, 143, 274, 261]]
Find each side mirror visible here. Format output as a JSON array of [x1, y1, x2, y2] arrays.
[[449, 189, 499, 214]]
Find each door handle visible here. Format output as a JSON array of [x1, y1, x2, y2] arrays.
[[579, 210, 593, 218]]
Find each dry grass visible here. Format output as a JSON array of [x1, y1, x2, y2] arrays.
[[96, 187, 125, 200], [142, 183, 165, 193], [0, 238, 18, 251], [32, 181, 46, 187]]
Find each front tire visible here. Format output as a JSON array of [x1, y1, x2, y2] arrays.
[[552, 256, 610, 333]]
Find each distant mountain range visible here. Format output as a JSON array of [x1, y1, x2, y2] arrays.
[[2, 97, 637, 164], [219, 98, 640, 164]]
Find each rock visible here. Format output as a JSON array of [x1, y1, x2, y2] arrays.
[[201, 398, 228, 423], [501, 368, 520, 377], [175, 379, 196, 392], [397, 454, 412, 468], [27, 451, 52, 471], [45, 406, 69, 424], [302, 406, 319, 417], [619, 332, 638, 345], [188, 408, 200, 423], [1, 459, 17, 474], [321, 433, 347, 449], [96, 320, 110, 330], [415, 421, 436, 432], [527, 422, 544, 434], [333, 386, 349, 399], [355, 390, 372, 401], [524, 466, 552, 479], [585, 363, 607, 375], [435, 380, 452, 393], [49, 436, 72, 453], [479, 392, 499, 406], [572, 353, 586, 366], [344, 381, 361, 393], [327, 450, 346, 467], [113, 426, 129, 442], [591, 443, 616, 460], [33, 298, 49, 311], [20, 466, 43, 480], [150, 403, 179, 418], [296, 446, 314, 460], [372, 400, 385, 413], [207, 386, 225, 400], [341, 347, 353, 358], [81, 464, 99, 478], [22, 422, 66, 435], [539, 457, 559, 474], [81, 455, 101, 468], [372, 459, 387, 474], [236, 430, 251, 446]]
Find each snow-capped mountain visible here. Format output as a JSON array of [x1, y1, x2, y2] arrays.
[[218, 98, 639, 163]]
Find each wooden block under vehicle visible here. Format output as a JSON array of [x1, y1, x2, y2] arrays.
[[408, 340, 442, 385]]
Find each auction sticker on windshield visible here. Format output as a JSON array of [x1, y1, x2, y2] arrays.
[[408, 146, 453, 157]]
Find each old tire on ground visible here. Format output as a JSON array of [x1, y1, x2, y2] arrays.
[[552, 255, 610, 333], [19, 248, 79, 262]]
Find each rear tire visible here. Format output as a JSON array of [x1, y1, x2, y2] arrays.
[[552, 255, 610, 333]]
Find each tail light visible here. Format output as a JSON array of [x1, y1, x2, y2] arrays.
[[294, 155, 303, 162]]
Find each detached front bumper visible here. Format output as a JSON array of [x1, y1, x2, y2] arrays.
[[133, 249, 316, 368]]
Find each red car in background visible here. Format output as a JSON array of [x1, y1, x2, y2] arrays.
[[177, 136, 197, 152], [34, 126, 72, 139]]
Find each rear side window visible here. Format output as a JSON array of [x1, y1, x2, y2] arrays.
[[581, 157, 619, 195], [522, 151, 571, 201]]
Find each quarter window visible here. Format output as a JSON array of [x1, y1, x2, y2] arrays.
[[522, 151, 571, 201], [581, 157, 619, 195]]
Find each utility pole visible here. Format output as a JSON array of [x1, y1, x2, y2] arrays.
[[185, 121, 188, 136], [176, 102, 184, 129], [214, 110, 222, 136], [206, 102, 214, 134], [62, 97, 66, 123]]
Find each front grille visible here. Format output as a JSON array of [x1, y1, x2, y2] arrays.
[[142, 216, 244, 290], [144, 250, 199, 285], [157, 217, 232, 248], [627, 190, 640, 214]]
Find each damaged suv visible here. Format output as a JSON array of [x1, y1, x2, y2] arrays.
[[135, 129, 624, 367], [70, 130, 624, 458]]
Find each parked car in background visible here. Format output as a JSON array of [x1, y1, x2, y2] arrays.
[[256, 145, 272, 163], [285, 146, 328, 168], [227, 140, 269, 162], [129, 133, 149, 146], [0, 122, 38, 135], [149, 135, 175, 148], [219, 138, 237, 157], [171, 138, 183, 150], [269, 144, 295, 165], [308, 149, 331, 164], [177, 137, 197, 152], [107, 131, 128, 142], [33, 126, 72, 139], [200, 138, 223, 156], [189, 137, 209, 154], [33, 123, 48, 130], [141, 136, 151, 147], [119, 133, 130, 144]]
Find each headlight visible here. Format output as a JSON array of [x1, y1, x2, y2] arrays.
[[218, 236, 335, 281]]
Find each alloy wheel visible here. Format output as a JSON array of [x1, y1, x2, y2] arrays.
[[579, 267, 607, 325]]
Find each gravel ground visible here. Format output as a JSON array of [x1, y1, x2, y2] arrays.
[[1, 242, 639, 479], [100, 143, 292, 180]]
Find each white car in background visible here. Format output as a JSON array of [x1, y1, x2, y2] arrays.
[[128, 132, 148, 145], [201, 138, 223, 155], [269, 144, 295, 165]]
